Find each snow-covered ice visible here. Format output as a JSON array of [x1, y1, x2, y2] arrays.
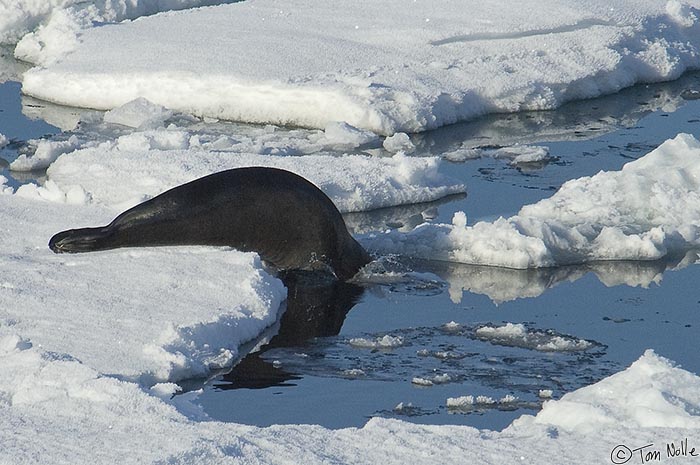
[[32, 128, 464, 213], [16, 0, 700, 133], [4, 0, 700, 463], [366, 133, 700, 268], [9, 135, 79, 171], [443, 144, 551, 165], [0, 192, 286, 384], [1, 0, 239, 63]]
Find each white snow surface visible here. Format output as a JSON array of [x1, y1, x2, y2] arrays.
[[0, 192, 286, 384], [37, 127, 464, 213], [1, 0, 238, 63], [9, 135, 80, 171], [3, 346, 698, 464], [365, 133, 700, 268], [19, 0, 700, 133]]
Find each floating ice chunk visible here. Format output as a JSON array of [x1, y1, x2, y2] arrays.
[[443, 321, 462, 331], [446, 395, 474, 407], [383, 133, 415, 153], [443, 144, 550, 164], [411, 374, 452, 388], [411, 377, 434, 386], [495, 145, 550, 165], [538, 389, 554, 399], [10, 135, 79, 171], [321, 121, 379, 149], [442, 147, 483, 162], [417, 348, 467, 360], [104, 98, 174, 129], [393, 401, 414, 412], [365, 134, 700, 268], [475, 323, 594, 352], [477, 322, 528, 338], [349, 335, 405, 349], [433, 373, 452, 384], [447, 395, 505, 409], [0, 133, 8, 149]]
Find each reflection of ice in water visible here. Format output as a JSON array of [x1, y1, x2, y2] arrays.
[[412, 70, 700, 155], [356, 250, 699, 304]]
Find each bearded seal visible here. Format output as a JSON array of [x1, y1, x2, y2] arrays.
[[49, 167, 371, 280]]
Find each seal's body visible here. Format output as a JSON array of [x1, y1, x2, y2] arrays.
[[49, 167, 370, 280]]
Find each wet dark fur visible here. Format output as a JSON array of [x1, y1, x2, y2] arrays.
[[49, 167, 370, 280]]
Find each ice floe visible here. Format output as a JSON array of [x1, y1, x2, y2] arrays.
[[0, 193, 286, 384], [15, 0, 700, 133], [35, 137, 464, 213], [365, 133, 700, 268]]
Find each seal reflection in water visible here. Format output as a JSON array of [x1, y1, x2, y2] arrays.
[[49, 167, 371, 281], [217, 270, 365, 389]]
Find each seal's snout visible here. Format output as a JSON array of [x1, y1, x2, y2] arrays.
[[49, 231, 70, 253], [49, 228, 108, 254]]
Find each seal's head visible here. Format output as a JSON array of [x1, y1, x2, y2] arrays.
[[49, 228, 112, 254]]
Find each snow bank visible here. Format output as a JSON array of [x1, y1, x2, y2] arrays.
[[0, 193, 286, 384], [365, 133, 700, 268], [21, 0, 700, 134], [37, 126, 463, 213]]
